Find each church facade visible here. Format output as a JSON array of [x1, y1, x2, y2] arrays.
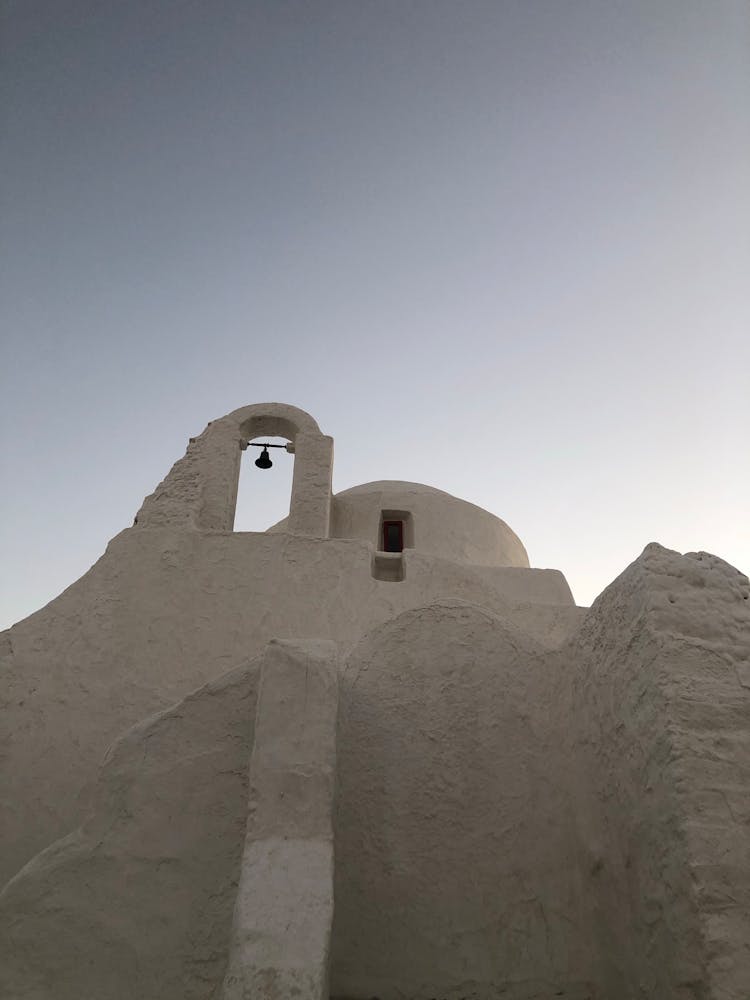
[[1, 403, 748, 1000]]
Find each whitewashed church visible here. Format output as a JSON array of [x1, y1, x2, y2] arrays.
[[1, 403, 748, 1000]]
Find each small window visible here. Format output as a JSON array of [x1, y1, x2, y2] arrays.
[[378, 509, 414, 551], [382, 520, 404, 553]]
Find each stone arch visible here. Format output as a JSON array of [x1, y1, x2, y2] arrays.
[[230, 401, 322, 442], [135, 403, 333, 536]]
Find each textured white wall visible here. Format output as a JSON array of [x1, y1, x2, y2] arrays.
[[0, 526, 576, 889], [1, 544, 748, 999], [329, 481, 530, 568]]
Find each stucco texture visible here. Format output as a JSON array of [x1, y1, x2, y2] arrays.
[[0, 527, 576, 889], [332, 545, 750, 998], [4, 543, 746, 999], [562, 544, 750, 999], [274, 479, 531, 569], [332, 599, 596, 999], [0, 659, 259, 1000], [1, 404, 748, 1000]]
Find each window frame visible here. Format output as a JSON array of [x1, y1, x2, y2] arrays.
[[382, 519, 404, 553]]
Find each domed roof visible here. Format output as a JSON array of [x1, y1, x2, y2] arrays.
[[329, 480, 529, 568]]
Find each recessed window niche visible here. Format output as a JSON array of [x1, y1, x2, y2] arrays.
[[371, 551, 405, 582], [378, 510, 414, 552]]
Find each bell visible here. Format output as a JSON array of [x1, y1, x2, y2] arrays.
[[254, 447, 273, 470]]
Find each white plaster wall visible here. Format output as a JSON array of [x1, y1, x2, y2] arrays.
[[223, 640, 339, 1000], [332, 599, 597, 998], [0, 660, 259, 1000], [281, 480, 531, 567], [1, 540, 747, 1000], [136, 402, 333, 536], [332, 547, 750, 1000], [559, 544, 750, 999], [0, 527, 579, 889], [5, 402, 748, 1000]]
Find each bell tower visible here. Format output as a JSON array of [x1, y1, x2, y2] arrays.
[[135, 402, 334, 537]]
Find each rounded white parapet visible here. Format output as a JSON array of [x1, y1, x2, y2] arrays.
[[329, 481, 529, 568]]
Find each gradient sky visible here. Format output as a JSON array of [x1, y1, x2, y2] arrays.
[[2, 0, 748, 629]]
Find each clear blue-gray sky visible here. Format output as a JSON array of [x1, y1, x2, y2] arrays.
[[1, 0, 748, 628]]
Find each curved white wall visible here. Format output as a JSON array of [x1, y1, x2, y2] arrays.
[[329, 481, 530, 568]]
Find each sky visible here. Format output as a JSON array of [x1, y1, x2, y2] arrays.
[[1, 0, 748, 629]]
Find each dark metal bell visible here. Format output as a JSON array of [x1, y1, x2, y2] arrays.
[[255, 447, 273, 470]]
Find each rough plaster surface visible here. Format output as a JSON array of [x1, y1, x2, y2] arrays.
[[223, 639, 338, 1000], [331, 549, 750, 1000], [0, 659, 259, 1000], [332, 599, 597, 999], [274, 479, 531, 569], [4, 545, 747, 999], [3, 401, 748, 1000], [136, 402, 333, 535], [559, 543, 750, 1000], [0, 529, 576, 887]]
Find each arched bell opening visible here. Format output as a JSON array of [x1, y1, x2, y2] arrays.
[[227, 404, 333, 538], [234, 435, 295, 533], [135, 403, 333, 536]]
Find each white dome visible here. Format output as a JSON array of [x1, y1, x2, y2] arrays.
[[329, 481, 529, 568]]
